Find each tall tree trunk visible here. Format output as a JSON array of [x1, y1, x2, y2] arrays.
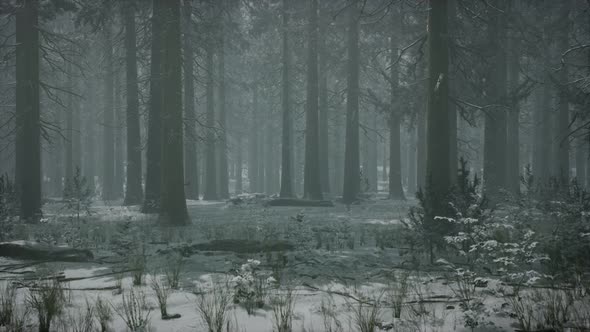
[[425, 0, 450, 214], [532, 83, 552, 183], [303, 0, 323, 200], [342, 0, 360, 204], [123, 2, 143, 205], [143, 0, 164, 212], [448, 0, 457, 184], [217, 27, 229, 199], [183, 0, 199, 200], [318, 5, 330, 194], [483, 0, 508, 204], [15, 0, 42, 221], [65, 62, 73, 193], [417, 104, 427, 191], [506, 13, 520, 196], [279, 0, 294, 198], [102, 24, 116, 201], [407, 126, 417, 195], [114, 68, 124, 199], [248, 87, 259, 193], [235, 138, 243, 194], [203, 47, 218, 200], [159, 0, 189, 225], [554, 4, 571, 186], [388, 8, 405, 200], [368, 114, 378, 192]]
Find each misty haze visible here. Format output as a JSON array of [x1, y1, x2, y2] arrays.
[[0, 0, 589, 331]]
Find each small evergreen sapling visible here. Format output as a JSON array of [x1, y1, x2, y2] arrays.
[[63, 167, 93, 223]]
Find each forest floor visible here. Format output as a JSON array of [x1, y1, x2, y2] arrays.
[[0, 192, 537, 331]]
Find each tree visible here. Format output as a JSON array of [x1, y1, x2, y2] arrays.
[[143, 0, 164, 212], [102, 20, 116, 201], [203, 46, 218, 200], [15, 0, 42, 221], [122, 0, 143, 205], [388, 6, 405, 200], [483, 0, 508, 203], [217, 16, 229, 199], [425, 0, 451, 216], [279, 0, 294, 198], [303, 0, 323, 201], [158, 0, 189, 225], [318, 3, 330, 195], [183, 0, 199, 200], [342, 0, 360, 204]]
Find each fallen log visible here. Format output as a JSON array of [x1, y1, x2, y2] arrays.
[[265, 198, 334, 207], [0, 241, 93, 262]]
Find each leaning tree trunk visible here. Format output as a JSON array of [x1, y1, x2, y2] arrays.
[[203, 47, 218, 200], [279, 0, 294, 198], [15, 0, 42, 221], [102, 24, 116, 201], [182, 0, 199, 200], [342, 0, 360, 204], [143, 0, 164, 213], [159, 0, 189, 225], [303, 0, 323, 200], [123, 2, 143, 205]]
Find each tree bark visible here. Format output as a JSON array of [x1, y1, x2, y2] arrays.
[[183, 0, 199, 200], [102, 23, 116, 201], [123, 2, 143, 205], [143, 0, 164, 213], [554, 4, 571, 186], [425, 0, 450, 212], [318, 4, 330, 194], [217, 26, 229, 199], [15, 0, 42, 221], [506, 11, 520, 196], [342, 0, 360, 204], [303, 0, 323, 200], [203, 47, 218, 200], [159, 0, 189, 225], [388, 8, 405, 200], [483, 0, 508, 204], [279, 0, 294, 198], [248, 86, 259, 193]]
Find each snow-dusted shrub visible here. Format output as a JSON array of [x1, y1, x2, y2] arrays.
[[232, 259, 276, 314], [194, 281, 233, 332], [386, 270, 409, 319], [112, 288, 151, 332], [64, 299, 95, 332], [164, 253, 185, 290], [318, 295, 343, 332], [150, 274, 179, 320], [27, 279, 68, 332], [271, 288, 296, 332], [345, 291, 383, 332], [94, 296, 112, 332], [129, 248, 147, 286]]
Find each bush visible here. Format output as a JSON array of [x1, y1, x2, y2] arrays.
[[112, 288, 151, 332], [94, 296, 112, 332], [231, 259, 276, 314], [164, 253, 184, 290], [150, 274, 179, 320], [345, 291, 383, 332], [271, 288, 295, 332], [194, 281, 233, 332], [27, 279, 68, 332], [64, 299, 95, 332]]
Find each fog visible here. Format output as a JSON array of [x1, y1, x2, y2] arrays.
[[0, 0, 589, 331]]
